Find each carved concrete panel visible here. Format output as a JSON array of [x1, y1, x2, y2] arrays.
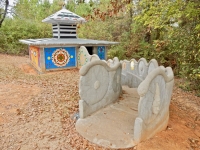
[[134, 67, 174, 143], [79, 57, 122, 118], [78, 46, 100, 67], [77, 57, 174, 148], [138, 58, 148, 79], [121, 58, 159, 88], [79, 65, 109, 105]]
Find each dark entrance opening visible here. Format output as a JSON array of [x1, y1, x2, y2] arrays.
[[86, 46, 93, 55]]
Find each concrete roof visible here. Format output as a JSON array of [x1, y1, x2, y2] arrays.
[[42, 8, 86, 24], [19, 38, 119, 46]]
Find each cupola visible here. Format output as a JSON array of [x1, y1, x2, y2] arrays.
[[42, 6, 86, 39]]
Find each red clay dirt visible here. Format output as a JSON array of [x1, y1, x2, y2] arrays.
[[0, 54, 199, 150]]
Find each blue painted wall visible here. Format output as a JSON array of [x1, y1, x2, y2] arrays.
[[44, 47, 76, 70], [97, 46, 105, 60]]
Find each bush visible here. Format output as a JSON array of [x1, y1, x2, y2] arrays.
[[0, 18, 52, 55]]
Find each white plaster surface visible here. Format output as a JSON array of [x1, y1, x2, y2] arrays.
[[77, 57, 174, 147], [76, 86, 140, 149], [121, 58, 160, 88], [79, 58, 122, 119], [78, 46, 100, 67], [134, 67, 174, 143]]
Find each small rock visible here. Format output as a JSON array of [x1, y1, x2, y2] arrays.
[[166, 124, 172, 130]]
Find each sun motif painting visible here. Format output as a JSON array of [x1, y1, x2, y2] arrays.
[[29, 46, 40, 69], [45, 47, 76, 70], [52, 48, 70, 67]]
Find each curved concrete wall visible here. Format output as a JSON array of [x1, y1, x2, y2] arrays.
[[78, 56, 174, 145], [78, 46, 100, 67], [120, 58, 174, 143], [79, 57, 122, 119], [120, 58, 158, 88], [134, 66, 174, 143]]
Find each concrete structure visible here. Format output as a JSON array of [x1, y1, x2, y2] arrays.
[[77, 46, 101, 67], [121, 58, 159, 87], [78, 54, 122, 119], [76, 57, 174, 149], [19, 7, 118, 73], [121, 58, 174, 144]]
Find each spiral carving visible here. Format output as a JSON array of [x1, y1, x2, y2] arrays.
[[80, 65, 109, 105]]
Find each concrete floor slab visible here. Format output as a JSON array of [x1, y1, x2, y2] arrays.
[[76, 86, 140, 149]]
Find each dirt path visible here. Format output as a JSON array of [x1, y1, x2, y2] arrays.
[[0, 54, 199, 150]]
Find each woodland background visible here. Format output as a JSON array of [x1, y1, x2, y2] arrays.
[[0, 0, 199, 94]]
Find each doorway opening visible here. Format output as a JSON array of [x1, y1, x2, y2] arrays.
[[86, 46, 93, 55]]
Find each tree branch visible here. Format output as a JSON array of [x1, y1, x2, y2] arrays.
[[0, 0, 9, 27]]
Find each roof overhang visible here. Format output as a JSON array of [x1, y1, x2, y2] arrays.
[[19, 38, 119, 47]]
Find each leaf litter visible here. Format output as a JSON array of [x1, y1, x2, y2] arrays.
[[0, 54, 199, 150]]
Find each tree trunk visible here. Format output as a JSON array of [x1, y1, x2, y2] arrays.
[[0, 0, 9, 28]]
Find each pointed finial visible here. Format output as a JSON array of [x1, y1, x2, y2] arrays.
[[62, 3, 65, 9], [62, 0, 67, 9]]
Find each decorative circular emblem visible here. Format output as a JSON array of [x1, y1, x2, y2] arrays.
[[52, 48, 70, 67]]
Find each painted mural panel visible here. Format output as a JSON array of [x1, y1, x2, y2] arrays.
[[30, 46, 40, 69], [44, 47, 76, 69], [97, 46, 105, 60], [77, 46, 89, 67]]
